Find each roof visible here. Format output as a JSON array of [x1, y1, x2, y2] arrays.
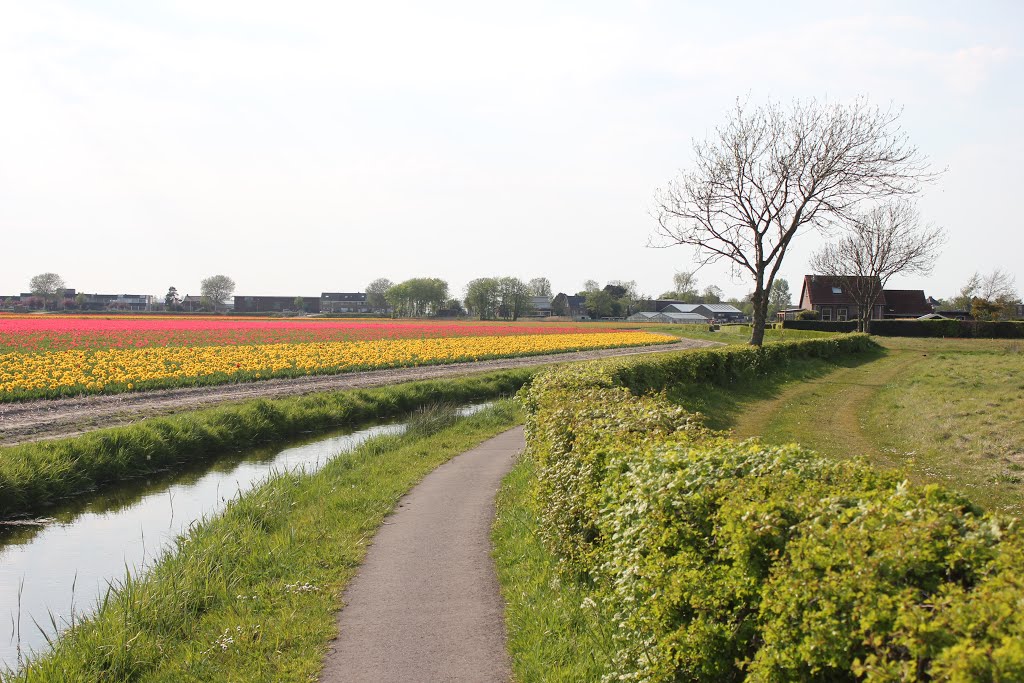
[[802, 275, 885, 306], [881, 289, 931, 316], [663, 303, 700, 313], [566, 295, 586, 307], [661, 312, 710, 322], [628, 311, 662, 320], [529, 296, 552, 308], [697, 303, 743, 313]]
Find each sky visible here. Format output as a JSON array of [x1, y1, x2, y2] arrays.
[[1, 0, 1021, 302]]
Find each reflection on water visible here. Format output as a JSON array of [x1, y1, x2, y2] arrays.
[[0, 403, 488, 671]]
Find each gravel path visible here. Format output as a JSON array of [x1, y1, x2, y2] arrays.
[[0, 339, 717, 446], [319, 427, 525, 683]]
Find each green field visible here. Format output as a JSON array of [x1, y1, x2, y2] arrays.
[[670, 336, 1024, 514]]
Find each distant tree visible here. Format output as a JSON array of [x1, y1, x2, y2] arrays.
[[366, 278, 394, 312], [585, 289, 619, 319], [30, 272, 66, 309], [293, 296, 305, 312], [386, 278, 449, 317], [767, 278, 792, 318], [583, 279, 600, 293], [165, 286, 181, 310], [443, 298, 466, 316], [551, 293, 570, 316], [200, 275, 236, 312], [954, 269, 1019, 319], [527, 277, 553, 298], [653, 97, 935, 345], [702, 285, 724, 304], [74, 292, 88, 310], [810, 201, 945, 332], [497, 277, 531, 320], [464, 277, 501, 320]]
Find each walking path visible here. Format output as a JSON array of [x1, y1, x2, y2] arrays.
[[319, 426, 526, 683]]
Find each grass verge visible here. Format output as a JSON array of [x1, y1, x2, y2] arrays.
[[492, 457, 611, 682], [0, 369, 533, 519], [3, 401, 521, 682]]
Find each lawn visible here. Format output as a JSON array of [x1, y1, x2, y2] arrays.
[[668, 336, 1024, 514]]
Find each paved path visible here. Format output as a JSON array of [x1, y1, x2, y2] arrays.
[[319, 427, 525, 683]]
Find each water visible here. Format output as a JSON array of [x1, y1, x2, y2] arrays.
[[0, 404, 489, 671]]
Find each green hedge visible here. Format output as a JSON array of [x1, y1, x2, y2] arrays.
[[870, 319, 1024, 338], [519, 337, 1024, 682], [781, 319, 859, 332]]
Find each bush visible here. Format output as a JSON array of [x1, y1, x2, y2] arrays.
[[870, 319, 1024, 338], [781, 319, 859, 332], [796, 309, 819, 320], [519, 337, 1024, 682]]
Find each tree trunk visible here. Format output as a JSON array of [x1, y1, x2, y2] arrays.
[[749, 290, 767, 346]]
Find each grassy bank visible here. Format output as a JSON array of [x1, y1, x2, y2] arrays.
[[493, 456, 611, 682], [4, 402, 521, 682], [0, 369, 534, 519], [639, 322, 837, 344]]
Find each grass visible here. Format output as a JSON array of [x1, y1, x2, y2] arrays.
[[4, 401, 522, 682], [0, 368, 534, 519], [702, 336, 1024, 515], [492, 456, 611, 682]]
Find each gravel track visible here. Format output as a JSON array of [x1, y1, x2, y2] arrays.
[[0, 339, 717, 446]]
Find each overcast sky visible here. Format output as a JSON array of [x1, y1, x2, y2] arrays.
[[1, 1, 1021, 302]]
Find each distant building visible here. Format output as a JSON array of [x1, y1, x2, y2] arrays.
[[528, 296, 553, 317], [551, 293, 589, 319], [627, 310, 710, 324], [320, 292, 371, 314], [660, 302, 745, 323], [234, 295, 321, 313]]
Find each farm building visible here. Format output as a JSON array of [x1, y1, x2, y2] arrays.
[[627, 310, 710, 324], [234, 295, 321, 313], [321, 292, 373, 314]]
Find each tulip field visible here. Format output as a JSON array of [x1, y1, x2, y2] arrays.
[[0, 316, 672, 400]]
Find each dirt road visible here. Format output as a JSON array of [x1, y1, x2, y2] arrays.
[[0, 339, 716, 446]]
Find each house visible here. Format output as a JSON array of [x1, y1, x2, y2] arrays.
[[528, 296, 553, 317], [181, 295, 206, 312], [799, 275, 882, 322], [800, 275, 932, 321], [321, 292, 371, 314], [234, 295, 321, 313], [551, 293, 589, 319], [1016, 303, 1024, 320], [881, 290, 932, 319]]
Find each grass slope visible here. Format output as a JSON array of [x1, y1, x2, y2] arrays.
[[710, 337, 1024, 514], [492, 457, 610, 682], [5, 402, 521, 682]]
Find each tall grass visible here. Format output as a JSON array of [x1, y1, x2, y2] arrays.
[[2, 401, 522, 682], [0, 369, 534, 519]]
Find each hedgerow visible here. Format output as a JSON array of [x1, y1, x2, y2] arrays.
[[518, 336, 1024, 682]]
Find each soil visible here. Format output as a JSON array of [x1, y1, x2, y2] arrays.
[[0, 339, 717, 446]]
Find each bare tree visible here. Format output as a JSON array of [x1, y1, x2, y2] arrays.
[[809, 201, 946, 332], [200, 274, 236, 312], [29, 272, 66, 309], [653, 97, 935, 345], [527, 277, 553, 298]]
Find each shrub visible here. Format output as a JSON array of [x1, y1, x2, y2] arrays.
[[519, 337, 1024, 682], [870, 319, 1024, 338]]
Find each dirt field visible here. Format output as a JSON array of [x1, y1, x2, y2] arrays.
[[0, 340, 716, 446]]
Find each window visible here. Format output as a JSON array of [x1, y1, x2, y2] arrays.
[[831, 286, 843, 294], [837, 307, 848, 321], [821, 306, 832, 321]]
